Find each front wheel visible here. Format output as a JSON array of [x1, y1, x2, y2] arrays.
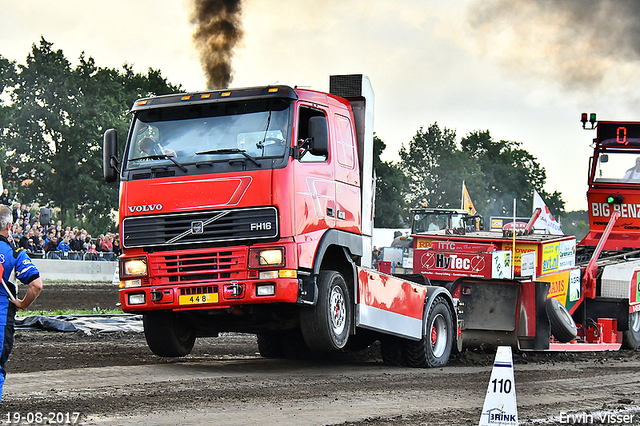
[[405, 296, 454, 368], [257, 332, 284, 358], [143, 311, 196, 357], [300, 270, 352, 352], [623, 311, 640, 349]]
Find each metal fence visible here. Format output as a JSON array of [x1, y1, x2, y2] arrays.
[[28, 250, 118, 262]]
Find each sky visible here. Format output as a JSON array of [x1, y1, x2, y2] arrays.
[[2, 0, 640, 212]]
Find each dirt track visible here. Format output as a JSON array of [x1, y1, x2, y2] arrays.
[[3, 282, 640, 425]]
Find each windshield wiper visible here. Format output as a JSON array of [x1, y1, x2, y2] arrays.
[[129, 154, 188, 172], [196, 148, 262, 167]]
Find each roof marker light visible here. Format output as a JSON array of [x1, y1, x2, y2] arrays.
[[181, 95, 191, 101], [268, 88, 279, 93], [201, 94, 211, 99], [221, 92, 231, 97]]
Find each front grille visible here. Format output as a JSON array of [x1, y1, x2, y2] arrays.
[[165, 251, 235, 282], [150, 248, 246, 284], [122, 207, 278, 249]]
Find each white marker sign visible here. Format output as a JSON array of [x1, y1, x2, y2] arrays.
[[479, 346, 518, 426]]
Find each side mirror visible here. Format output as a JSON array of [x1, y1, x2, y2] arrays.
[[308, 116, 329, 157], [103, 129, 119, 183]]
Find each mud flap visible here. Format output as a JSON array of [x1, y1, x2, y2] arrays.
[[459, 278, 520, 331], [458, 278, 520, 348], [533, 281, 551, 350], [297, 274, 317, 305]]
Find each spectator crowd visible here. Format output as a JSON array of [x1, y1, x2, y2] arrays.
[[0, 189, 120, 261]]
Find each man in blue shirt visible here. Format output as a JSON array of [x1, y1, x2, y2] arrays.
[[0, 205, 43, 402]]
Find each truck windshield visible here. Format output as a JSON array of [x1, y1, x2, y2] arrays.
[[125, 98, 292, 170], [412, 211, 468, 234], [593, 151, 640, 184]]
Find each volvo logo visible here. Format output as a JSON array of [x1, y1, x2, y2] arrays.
[[128, 204, 163, 213], [191, 221, 204, 234]]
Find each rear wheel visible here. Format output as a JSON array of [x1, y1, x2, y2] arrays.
[[300, 270, 352, 352], [623, 311, 640, 349], [143, 311, 196, 357], [405, 296, 454, 368], [380, 335, 406, 367]]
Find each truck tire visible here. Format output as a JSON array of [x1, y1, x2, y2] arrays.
[[545, 298, 577, 343], [257, 332, 284, 358], [300, 270, 351, 352], [405, 296, 454, 368], [623, 311, 640, 349], [280, 327, 313, 360], [380, 335, 406, 367], [143, 311, 196, 357]]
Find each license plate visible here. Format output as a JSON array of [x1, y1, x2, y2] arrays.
[[178, 293, 219, 305]]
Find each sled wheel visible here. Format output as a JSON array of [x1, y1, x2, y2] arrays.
[[623, 311, 640, 349], [300, 270, 351, 352], [257, 332, 284, 358], [143, 311, 196, 357], [405, 296, 454, 368], [380, 335, 406, 367], [545, 298, 577, 343]]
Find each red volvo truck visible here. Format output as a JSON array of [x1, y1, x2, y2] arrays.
[[103, 75, 457, 366]]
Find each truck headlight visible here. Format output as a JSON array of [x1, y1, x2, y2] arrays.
[[249, 247, 284, 268], [256, 284, 276, 296], [128, 293, 146, 305], [122, 258, 148, 277]]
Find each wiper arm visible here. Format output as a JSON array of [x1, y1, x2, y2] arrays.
[[129, 154, 188, 172], [196, 148, 262, 167]]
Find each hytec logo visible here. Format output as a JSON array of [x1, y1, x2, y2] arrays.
[[421, 252, 486, 273], [129, 204, 163, 213]]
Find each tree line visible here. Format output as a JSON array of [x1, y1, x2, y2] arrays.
[[0, 38, 180, 233], [0, 38, 586, 236], [375, 126, 564, 226], [375, 129, 589, 239]]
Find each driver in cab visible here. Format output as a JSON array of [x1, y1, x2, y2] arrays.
[[139, 137, 176, 158]]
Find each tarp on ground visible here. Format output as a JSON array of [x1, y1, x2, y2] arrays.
[[15, 314, 143, 334]]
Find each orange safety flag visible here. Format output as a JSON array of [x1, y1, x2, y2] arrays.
[[462, 181, 477, 216]]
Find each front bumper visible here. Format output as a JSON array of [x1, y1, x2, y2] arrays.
[[119, 277, 301, 312]]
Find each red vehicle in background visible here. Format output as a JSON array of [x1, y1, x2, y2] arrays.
[[406, 116, 640, 352]]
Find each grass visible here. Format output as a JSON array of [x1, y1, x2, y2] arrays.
[[17, 307, 124, 317]]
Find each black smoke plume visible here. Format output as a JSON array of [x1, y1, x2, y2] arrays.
[[467, 0, 640, 89], [191, 0, 243, 89]]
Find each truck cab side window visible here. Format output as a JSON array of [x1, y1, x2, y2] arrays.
[[298, 106, 328, 163]]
